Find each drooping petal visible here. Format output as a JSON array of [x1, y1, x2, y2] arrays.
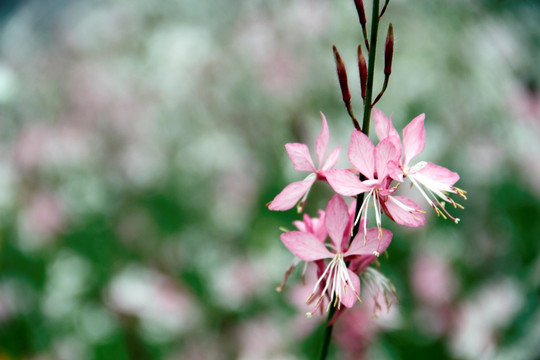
[[281, 231, 333, 261], [325, 195, 349, 252], [285, 143, 316, 172], [375, 138, 400, 180], [321, 146, 340, 171], [316, 112, 329, 169], [402, 113, 426, 167], [268, 177, 316, 211], [346, 228, 393, 257], [341, 269, 361, 308], [348, 129, 375, 179], [373, 108, 400, 143], [325, 169, 371, 196], [383, 195, 426, 227], [415, 162, 460, 186]]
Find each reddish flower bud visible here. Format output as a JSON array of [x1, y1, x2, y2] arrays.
[[333, 45, 351, 103], [357, 45, 367, 100], [354, 0, 367, 25], [384, 23, 394, 76]]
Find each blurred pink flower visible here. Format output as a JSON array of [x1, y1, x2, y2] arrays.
[[268, 112, 340, 211], [212, 259, 268, 308], [235, 316, 288, 360], [334, 307, 375, 360], [12, 124, 49, 173], [333, 291, 401, 360], [410, 251, 459, 336], [411, 252, 458, 306], [12, 122, 93, 174], [19, 191, 66, 248]]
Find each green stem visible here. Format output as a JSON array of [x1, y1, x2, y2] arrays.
[[318, 2, 382, 360], [361, 0, 381, 137], [319, 305, 337, 360]]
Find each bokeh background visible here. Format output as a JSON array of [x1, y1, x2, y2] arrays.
[[0, 0, 539, 359]]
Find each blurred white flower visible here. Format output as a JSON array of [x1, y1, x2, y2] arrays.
[[449, 278, 524, 359], [107, 265, 200, 340]]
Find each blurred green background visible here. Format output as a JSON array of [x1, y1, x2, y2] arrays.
[[0, 0, 539, 359]]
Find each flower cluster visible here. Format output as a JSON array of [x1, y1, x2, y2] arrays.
[[269, 109, 466, 317]]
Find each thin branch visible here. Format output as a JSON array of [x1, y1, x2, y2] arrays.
[[379, 0, 390, 18]]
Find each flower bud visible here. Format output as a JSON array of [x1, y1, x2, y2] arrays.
[[354, 0, 367, 25], [333, 45, 351, 103], [384, 23, 394, 76], [357, 45, 367, 100]]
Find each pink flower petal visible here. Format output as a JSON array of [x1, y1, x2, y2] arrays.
[[285, 143, 316, 172], [387, 160, 404, 182], [348, 130, 375, 179], [325, 195, 349, 252], [373, 108, 400, 142], [402, 113, 425, 167], [325, 169, 371, 196], [321, 146, 340, 171], [383, 195, 426, 227], [416, 162, 460, 186], [280, 231, 333, 261], [294, 212, 327, 242], [375, 138, 400, 180], [341, 270, 361, 308], [346, 228, 393, 257], [316, 112, 330, 168], [349, 255, 377, 273], [292, 220, 307, 232], [268, 178, 316, 211]]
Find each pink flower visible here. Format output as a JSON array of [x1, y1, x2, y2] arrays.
[[276, 210, 327, 292], [268, 112, 340, 212], [280, 195, 392, 316], [373, 109, 467, 222], [293, 210, 326, 242], [325, 129, 425, 235]]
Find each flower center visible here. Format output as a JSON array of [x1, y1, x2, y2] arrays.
[[305, 253, 360, 318]]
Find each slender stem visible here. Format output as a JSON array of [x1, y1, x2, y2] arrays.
[[361, 0, 381, 137], [379, 0, 390, 18], [372, 74, 389, 107], [319, 2, 382, 359], [319, 305, 337, 360]]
